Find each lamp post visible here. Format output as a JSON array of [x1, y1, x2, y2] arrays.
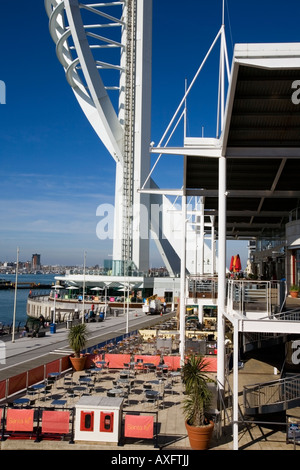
[[51, 284, 63, 324], [119, 283, 132, 334], [100, 281, 112, 318], [52, 288, 56, 324], [82, 250, 86, 323], [172, 277, 175, 312], [12, 247, 19, 343]]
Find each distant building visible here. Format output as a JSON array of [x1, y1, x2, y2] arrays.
[[32, 254, 41, 271]]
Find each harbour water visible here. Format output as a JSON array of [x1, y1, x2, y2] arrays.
[[0, 274, 55, 326]]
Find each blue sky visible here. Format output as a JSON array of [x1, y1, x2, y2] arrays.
[[0, 0, 299, 268]]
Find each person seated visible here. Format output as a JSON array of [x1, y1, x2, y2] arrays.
[[20, 327, 28, 338], [32, 324, 40, 337]]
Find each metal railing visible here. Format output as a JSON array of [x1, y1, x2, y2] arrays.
[[188, 276, 218, 298], [244, 374, 300, 415], [274, 308, 300, 322], [227, 280, 285, 317]]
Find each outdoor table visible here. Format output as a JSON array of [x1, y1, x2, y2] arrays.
[[32, 383, 46, 390], [65, 387, 77, 400], [107, 388, 125, 397], [51, 399, 67, 407], [157, 364, 169, 373], [89, 367, 104, 381], [79, 377, 92, 391], [116, 378, 132, 389], [170, 371, 181, 383], [146, 389, 159, 397], [70, 386, 86, 398], [79, 376, 92, 383], [145, 389, 159, 405], [48, 372, 61, 386], [13, 398, 30, 407], [143, 363, 155, 373], [147, 380, 161, 385], [27, 387, 37, 399], [119, 371, 130, 378], [48, 372, 60, 378], [129, 362, 136, 369], [32, 383, 46, 400], [147, 379, 165, 393], [95, 361, 108, 370]]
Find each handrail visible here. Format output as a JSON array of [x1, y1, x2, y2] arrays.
[[244, 374, 300, 414], [227, 279, 285, 318], [188, 276, 218, 298], [273, 308, 300, 322]]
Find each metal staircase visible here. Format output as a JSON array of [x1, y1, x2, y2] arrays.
[[122, 0, 136, 272], [244, 374, 300, 415]]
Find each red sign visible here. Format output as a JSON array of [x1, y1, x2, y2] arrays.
[[42, 411, 70, 434], [6, 409, 34, 432], [124, 414, 154, 439]]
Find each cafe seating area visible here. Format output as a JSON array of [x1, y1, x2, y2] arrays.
[[15, 357, 184, 414], [7, 322, 217, 417], [1, 343, 217, 446], [0, 316, 218, 447]]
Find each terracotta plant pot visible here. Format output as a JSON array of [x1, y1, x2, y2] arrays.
[[185, 420, 214, 450], [69, 355, 87, 371], [290, 291, 299, 298]]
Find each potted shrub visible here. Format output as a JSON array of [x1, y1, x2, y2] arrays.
[[68, 323, 88, 371], [182, 354, 215, 450], [290, 285, 300, 298]]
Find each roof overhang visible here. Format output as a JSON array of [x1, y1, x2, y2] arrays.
[[184, 42, 300, 240]]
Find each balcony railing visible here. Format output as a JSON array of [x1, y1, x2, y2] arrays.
[[227, 280, 285, 318], [244, 374, 300, 415], [188, 276, 218, 299]]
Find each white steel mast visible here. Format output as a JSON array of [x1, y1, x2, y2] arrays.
[[45, 0, 152, 274]]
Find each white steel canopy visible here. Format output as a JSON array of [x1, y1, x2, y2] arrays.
[[184, 43, 300, 240]]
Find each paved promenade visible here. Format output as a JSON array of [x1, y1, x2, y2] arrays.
[[0, 309, 175, 380]]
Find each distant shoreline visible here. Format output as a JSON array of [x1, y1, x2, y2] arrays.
[[0, 283, 52, 290]]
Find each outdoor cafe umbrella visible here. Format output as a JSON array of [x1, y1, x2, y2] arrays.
[[91, 284, 111, 313], [66, 285, 78, 300], [229, 254, 242, 273], [233, 254, 242, 273], [90, 287, 104, 306]]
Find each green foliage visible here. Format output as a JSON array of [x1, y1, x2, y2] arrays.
[[182, 354, 213, 427], [290, 285, 300, 291], [68, 323, 87, 358], [26, 316, 40, 327]]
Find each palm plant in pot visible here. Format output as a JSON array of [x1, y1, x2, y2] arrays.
[[68, 323, 88, 371], [182, 354, 215, 450], [290, 285, 300, 298]]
